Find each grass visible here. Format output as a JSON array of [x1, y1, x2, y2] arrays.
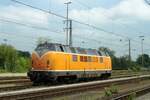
[[0, 69, 8, 73], [127, 93, 136, 100], [0, 68, 28, 73], [104, 84, 119, 97]]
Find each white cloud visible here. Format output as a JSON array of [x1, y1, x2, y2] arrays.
[[110, 0, 150, 20], [0, 5, 49, 26], [70, 0, 150, 25], [70, 7, 108, 25], [69, 0, 150, 58]]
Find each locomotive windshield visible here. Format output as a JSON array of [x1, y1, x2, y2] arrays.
[[35, 43, 56, 56]]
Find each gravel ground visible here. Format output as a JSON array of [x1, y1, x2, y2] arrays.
[[136, 93, 150, 100], [50, 79, 150, 100]]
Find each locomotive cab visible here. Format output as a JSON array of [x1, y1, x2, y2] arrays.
[[28, 43, 57, 82]]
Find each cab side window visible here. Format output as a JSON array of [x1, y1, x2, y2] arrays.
[[55, 45, 67, 52], [98, 51, 102, 56], [60, 46, 64, 52], [63, 46, 72, 53], [104, 51, 110, 56], [55, 45, 62, 52], [100, 51, 106, 56], [70, 47, 76, 53], [99, 50, 110, 56]]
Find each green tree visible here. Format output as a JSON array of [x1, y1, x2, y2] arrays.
[[98, 47, 134, 70], [136, 54, 150, 68], [98, 47, 121, 69], [0, 44, 18, 72], [119, 55, 130, 69], [0, 44, 31, 72], [112, 55, 130, 70]]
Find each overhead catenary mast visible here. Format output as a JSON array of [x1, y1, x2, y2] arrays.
[[64, 1, 72, 46], [139, 36, 144, 67], [128, 39, 131, 67], [69, 20, 72, 46]]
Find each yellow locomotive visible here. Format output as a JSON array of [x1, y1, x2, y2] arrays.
[[28, 42, 112, 83]]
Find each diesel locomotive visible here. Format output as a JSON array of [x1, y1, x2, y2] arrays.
[[28, 42, 112, 83]]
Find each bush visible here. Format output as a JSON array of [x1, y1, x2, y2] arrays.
[[127, 93, 136, 100], [15, 57, 31, 73], [104, 85, 119, 97]]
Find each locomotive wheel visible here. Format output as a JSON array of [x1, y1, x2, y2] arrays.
[[100, 73, 111, 79], [33, 73, 43, 84]]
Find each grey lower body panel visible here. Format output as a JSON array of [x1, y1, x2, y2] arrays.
[[28, 70, 111, 82], [51, 70, 111, 77]]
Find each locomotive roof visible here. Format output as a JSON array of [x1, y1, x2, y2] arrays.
[[37, 42, 97, 51], [36, 42, 109, 56]]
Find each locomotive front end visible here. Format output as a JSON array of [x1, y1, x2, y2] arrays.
[[28, 43, 56, 83]]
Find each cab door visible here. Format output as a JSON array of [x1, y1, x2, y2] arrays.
[[66, 53, 70, 71], [62, 46, 71, 72]]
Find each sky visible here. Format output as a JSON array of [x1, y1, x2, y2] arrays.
[[0, 0, 150, 60]]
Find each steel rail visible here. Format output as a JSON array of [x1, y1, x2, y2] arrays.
[[0, 76, 28, 80], [109, 84, 150, 100], [0, 83, 33, 92], [0, 75, 149, 100], [0, 79, 30, 85]]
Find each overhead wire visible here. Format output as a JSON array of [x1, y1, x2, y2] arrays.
[[0, 17, 64, 35], [73, 0, 150, 55], [4, 0, 148, 56], [73, 0, 150, 46], [11, 0, 129, 39], [10, 0, 133, 54], [0, 17, 126, 48], [13, 0, 149, 50], [0, 32, 65, 45]]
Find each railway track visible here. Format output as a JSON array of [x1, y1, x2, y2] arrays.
[[0, 76, 32, 92], [106, 83, 150, 100], [0, 75, 149, 100], [0, 79, 30, 85], [0, 76, 29, 85], [0, 74, 141, 85], [0, 70, 149, 84], [0, 71, 149, 93], [0, 70, 148, 85], [0, 83, 32, 92]]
